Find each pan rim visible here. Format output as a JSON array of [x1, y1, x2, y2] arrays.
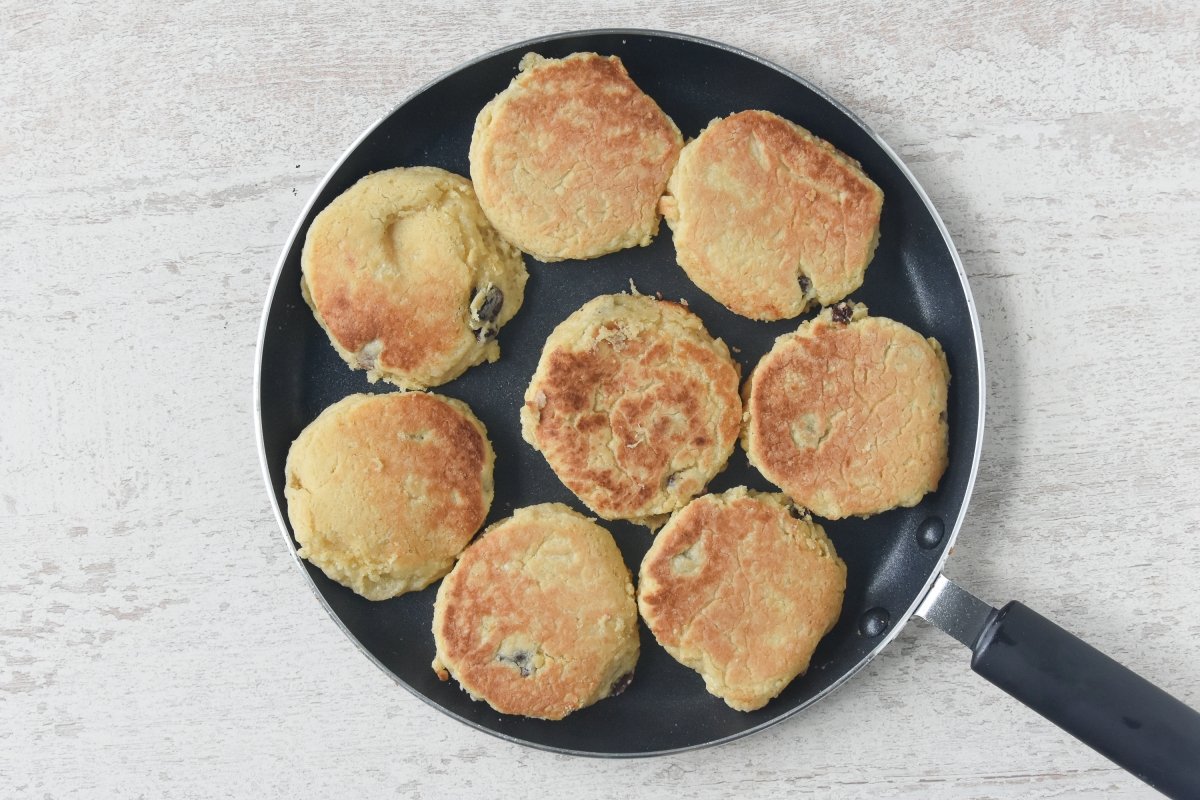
[[252, 27, 987, 758]]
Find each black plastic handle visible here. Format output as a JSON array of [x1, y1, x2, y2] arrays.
[[972, 602, 1200, 798]]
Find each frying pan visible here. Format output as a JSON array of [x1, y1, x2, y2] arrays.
[[254, 29, 1200, 796]]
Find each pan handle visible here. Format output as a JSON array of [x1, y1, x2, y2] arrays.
[[915, 574, 1200, 799]]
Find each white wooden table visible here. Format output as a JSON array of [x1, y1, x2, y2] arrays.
[[3, 3, 1197, 797]]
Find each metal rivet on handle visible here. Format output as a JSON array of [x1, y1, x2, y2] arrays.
[[859, 607, 891, 637], [916, 517, 945, 549]]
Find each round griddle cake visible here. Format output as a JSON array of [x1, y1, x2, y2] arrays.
[[660, 110, 883, 321], [521, 293, 741, 524], [470, 52, 682, 262], [301, 166, 527, 389], [638, 488, 846, 711], [432, 503, 639, 720], [284, 392, 494, 600], [742, 302, 950, 519]]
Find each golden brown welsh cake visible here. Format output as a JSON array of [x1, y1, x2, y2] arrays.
[[521, 293, 742, 525], [300, 166, 527, 389], [431, 503, 639, 720], [284, 392, 493, 600], [660, 110, 883, 320], [470, 52, 683, 261], [638, 488, 846, 711], [742, 302, 950, 519]]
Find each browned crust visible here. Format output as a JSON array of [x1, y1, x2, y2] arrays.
[[660, 110, 883, 320], [301, 167, 527, 389], [431, 504, 639, 720], [284, 392, 493, 600], [742, 304, 950, 519], [521, 294, 742, 522], [470, 52, 683, 261], [637, 488, 846, 711]]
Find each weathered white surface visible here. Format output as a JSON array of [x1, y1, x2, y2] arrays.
[[2, 2, 1197, 797]]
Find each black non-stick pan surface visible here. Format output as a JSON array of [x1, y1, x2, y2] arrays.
[[256, 30, 983, 756]]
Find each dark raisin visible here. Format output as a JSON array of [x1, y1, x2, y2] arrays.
[[665, 471, 683, 490], [830, 302, 853, 324], [798, 275, 812, 295], [476, 326, 498, 343], [609, 671, 634, 696], [787, 503, 810, 520], [474, 285, 504, 324], [496, 649, 534, 677]]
